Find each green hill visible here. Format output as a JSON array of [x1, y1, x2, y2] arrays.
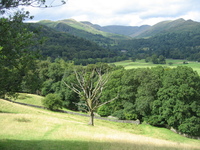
[[39, 18, 200, 39], [81, 21, 150, 37], [28, 23, 118, 61], [38, 19, 129, 46], [33, 18, 200, 62], [136, 18, 200, 38], [0, 94, 200, 150]]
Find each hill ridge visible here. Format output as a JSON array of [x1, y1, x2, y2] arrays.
[[38, 18, 200, 38]]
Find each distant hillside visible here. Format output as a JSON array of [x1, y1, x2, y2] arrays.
[[82, 18, 200, 38], [38, 19, 129, 47], [33, 18, 200, 62], [136, 18, 200, 38], [40, 18, 200, 39], [81, 21, 150, 37], [29, 23, 119, 62]]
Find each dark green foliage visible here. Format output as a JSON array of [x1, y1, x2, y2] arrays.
[[61, 70, 80, 110], [21, 61, 42, 94], [111, 31, 200, 61], [98, 65, 199, 136], [97, 68, 125, 117], [42, 93, 63, 110], [97, 105, 112, 117], [17, 57, 200, 136], [28, 24, 121, 64], [150, 66, 200, 136], [134, 68, 162, 119], [0, 14, 40, 98], [31, 18, 200, 62]]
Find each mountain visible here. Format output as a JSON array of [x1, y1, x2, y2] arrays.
[[38, 18, 200, 39], [136, 18, 200, 38], [28, 23, 119, 63], [34, 18, 200, 62], [80, 21, 150, 37], [95, 18, 200, 38], [38, 19, 129, 47]]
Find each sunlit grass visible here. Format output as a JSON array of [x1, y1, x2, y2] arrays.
[[0, 95, 200, 150], [10, 93, 43, 106], [112, 59, 200, 74]]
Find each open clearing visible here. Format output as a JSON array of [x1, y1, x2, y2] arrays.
[[0, 94, 200, 150], [113, 59, 200, 74]]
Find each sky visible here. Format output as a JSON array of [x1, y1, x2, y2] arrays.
[[23, 0, 200, 26]]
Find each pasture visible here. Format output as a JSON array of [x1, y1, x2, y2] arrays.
[[0, 94, 200, 150], [113, 59, 200, 74]]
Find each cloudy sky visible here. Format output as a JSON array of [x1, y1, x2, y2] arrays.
[[24, 0, 200, 26]]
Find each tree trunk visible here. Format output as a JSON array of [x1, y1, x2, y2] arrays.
[[88, 110, 94, 126]]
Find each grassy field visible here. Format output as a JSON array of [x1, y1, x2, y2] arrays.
[[113, 59, 200, 74], [0, 94, 200, 150]]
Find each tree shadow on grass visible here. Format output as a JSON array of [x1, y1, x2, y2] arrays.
[[0, 111, 16, 113], [0, 139, 198, 150]]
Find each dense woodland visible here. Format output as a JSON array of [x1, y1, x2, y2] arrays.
[[27, 23, 200, 66], [19, 59, 200, 137], [113, 32, 200, 61], [29, 24, 127, 65]]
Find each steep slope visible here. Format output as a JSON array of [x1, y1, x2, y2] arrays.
[[136, 18, 200, 38], [81, 21, 150, 37], [38, 19, 129, 43], [100, 25, 150, 37], [29, 23, 118, 61], [81, 18, 200, 38], [38, 18, 200, 40]]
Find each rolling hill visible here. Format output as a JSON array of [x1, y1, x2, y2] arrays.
[[81, 21, 150, 37], [38, 19, 129, 46], [32, 18, 200, 62], [136, 18, 200, 38], [38, 18, 200, 39], [28, 23, 119, 61]]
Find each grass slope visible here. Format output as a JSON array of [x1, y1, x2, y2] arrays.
[[0, 94, 200, 150]]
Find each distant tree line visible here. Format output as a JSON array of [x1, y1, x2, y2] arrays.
[[28, 24, 126, 65], [112, 31, 200, 62], [27, 23, 200, 65]]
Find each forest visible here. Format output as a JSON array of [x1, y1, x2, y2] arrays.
[[10, 58, 198, 137], [112, 32, 200, 61], [28, 23, 127, 65], [28, 23, 200, 66]]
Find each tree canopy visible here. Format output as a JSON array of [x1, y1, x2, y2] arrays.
[[0, 0, 66, 98]]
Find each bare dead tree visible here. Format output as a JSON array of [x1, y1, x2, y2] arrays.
[[63, 68, 118, 126], [0, 0, 66, 10]]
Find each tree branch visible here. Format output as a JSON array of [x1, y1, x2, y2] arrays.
[[94, 94, 119, 110]]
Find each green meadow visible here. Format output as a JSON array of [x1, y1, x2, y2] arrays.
[[113, 59, 200, 74], [0, 93, 200, 150]]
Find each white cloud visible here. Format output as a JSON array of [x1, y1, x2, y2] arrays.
[[24, 0, 200, 26]]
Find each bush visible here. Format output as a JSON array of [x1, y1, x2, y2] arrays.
[[112, 110, 126, 120], [97, 105, 112, 117], [42, 93, 63, 110]]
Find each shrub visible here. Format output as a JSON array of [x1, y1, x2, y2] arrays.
[[42, 93, 63, 110], [97, 105, 112, 117]]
